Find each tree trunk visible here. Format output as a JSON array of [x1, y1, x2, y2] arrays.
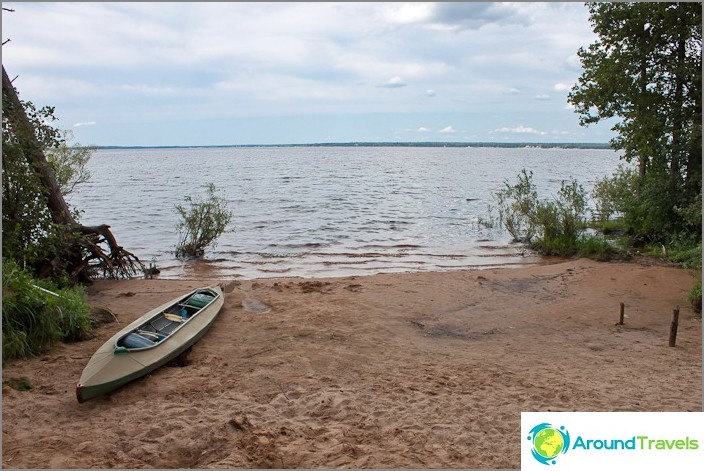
[[2, 65, 143, 280], [3, 67, 75, 226]]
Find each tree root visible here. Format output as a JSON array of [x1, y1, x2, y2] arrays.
[[78, 224, 145, 280]]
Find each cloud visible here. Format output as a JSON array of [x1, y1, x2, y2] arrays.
[[0, 2, 608, 145], [438, 126, 456, 134], [386, 3, 434, 24], [534, 94, 551, 100], [492, 125, 546, 135], [377, 76, 407, 88], [385, 2, 531, 30], [73, 121, 96, 127]]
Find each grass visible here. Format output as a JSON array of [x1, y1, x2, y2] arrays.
[[3, 376, 34, 391], [2, 258, 93, 363]]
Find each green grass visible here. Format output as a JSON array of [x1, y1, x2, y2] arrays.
[[2, 258, 93, 363], [576, 234, 626, 261], [3, 376, 34, 391], [688, 280, 702, 315]]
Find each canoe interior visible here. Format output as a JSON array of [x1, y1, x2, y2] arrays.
[[114, 287, 220, 353]]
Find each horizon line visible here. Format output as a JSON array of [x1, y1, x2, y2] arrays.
[[94, 141, 613, 150]]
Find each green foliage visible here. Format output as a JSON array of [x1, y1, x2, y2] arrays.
[[575, 234, 624, 261], [675, 192, 702, 238], [667, 242, 702, 270], [495, 170, 595, 257], [569, 2, 702, 246], [531, 179, 588, 256], [2, 94, 93, 276], [45, 129, 94, 196], [494, 169, 539, 243], [591, 165, 639, 225], [175, 183, 234, 258], [688, 280, 701, 315], [3, 376, 34, 391], [2, 258, 93, 363]]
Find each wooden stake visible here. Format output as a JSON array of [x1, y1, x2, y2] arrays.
[[619, 302, 625, 325], [668, 306, 680, 347]]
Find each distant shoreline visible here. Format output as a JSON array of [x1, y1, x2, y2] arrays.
[[95, 142, 613, 150]]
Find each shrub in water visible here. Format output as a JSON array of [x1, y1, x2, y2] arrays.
[[175, 183, 233, 258], [494, 169, 539, 243], [495, 170, 590, 257]]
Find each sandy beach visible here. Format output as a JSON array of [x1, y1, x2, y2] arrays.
[[2, 258, 701, 468]]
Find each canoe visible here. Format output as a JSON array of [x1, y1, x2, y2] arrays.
[[76, 285, 224, 403]]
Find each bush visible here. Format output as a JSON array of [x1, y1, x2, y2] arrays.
[[591, 164, 638, 225], [576, 234, 623, 261], [175, 183, 233, 258], [593, 166, 697, 245], [531, 179, 588, 256], [2, 258, 92, 363], [495, 170, 589, 257], [689, 280, 702, 315], [494, 169, 539, 242]]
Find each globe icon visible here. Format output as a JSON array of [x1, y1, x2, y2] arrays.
[[533, 428, 564, 459]]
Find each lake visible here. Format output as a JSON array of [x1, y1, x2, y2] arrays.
[[69, 145, 625, 279]]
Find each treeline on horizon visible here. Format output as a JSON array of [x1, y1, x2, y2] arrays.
[[95, 142, 613, 150]]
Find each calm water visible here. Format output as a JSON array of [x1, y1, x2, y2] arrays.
[[69, 146, 625, 279]]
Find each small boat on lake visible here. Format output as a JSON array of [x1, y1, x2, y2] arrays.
[[76, 285, 224, 403]]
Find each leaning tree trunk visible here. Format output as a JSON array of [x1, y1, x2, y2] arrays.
[[2, 65, 144, 281]]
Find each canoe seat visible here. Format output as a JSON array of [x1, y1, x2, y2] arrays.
[[137, 330, 164, 342], [121, 333, 155, 349], [150, 316, 174, 332], [186, 293, 215, 308], [159, 321, 180, 334]]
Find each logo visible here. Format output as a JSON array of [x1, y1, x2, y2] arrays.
[[527, 423, 571, 465]]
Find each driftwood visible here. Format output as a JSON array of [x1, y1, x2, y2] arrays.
[[2, 66, 143, 281]]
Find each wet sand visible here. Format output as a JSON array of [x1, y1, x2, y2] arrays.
[[2, 258, 701, 468]]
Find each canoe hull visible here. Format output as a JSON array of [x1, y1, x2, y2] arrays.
[[77, 286, 224, 403]]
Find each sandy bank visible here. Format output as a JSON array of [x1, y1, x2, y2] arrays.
[[2, 258, 701, 468]]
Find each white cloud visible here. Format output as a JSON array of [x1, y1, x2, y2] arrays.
[[385, 2, 531, 31], [377, 76, 408, 88], [0, 2, 609, 145], [492, 125, 547, 135], [534, 94, 551, 100], [73, 121, 96, 127], [385, 3, 434, 24], [438, 126, 456, 134]]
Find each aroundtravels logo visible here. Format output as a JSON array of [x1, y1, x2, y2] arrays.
[[526, 423, 571, 465], [525, 419, 700, 466], [522, 413, 704, 470]]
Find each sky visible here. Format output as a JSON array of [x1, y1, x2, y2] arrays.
[[1, 2, 619, 147]]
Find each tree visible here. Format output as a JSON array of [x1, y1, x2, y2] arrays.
[[568, 2, 702, 241], [2, 66, 144, 280]]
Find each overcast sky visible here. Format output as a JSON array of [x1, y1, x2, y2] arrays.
[[2, 2, 618, 146]]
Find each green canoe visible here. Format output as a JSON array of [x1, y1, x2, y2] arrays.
[[76, 285, 224, 403]]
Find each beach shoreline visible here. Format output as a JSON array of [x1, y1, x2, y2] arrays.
[[2, 258, 701, 468]]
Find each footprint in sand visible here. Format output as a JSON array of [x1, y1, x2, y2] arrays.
[[242, 298, 272, 313]]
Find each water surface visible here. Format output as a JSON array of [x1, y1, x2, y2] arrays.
[[69, 146, 624, 279]]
